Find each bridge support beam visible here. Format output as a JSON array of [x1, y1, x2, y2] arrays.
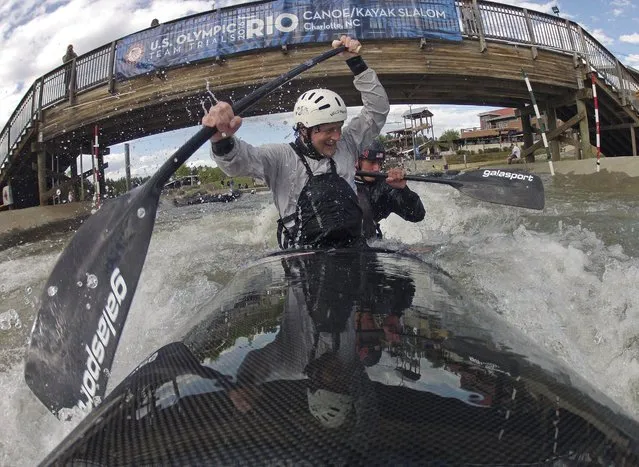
[[521, 112, 585, 159], [97, 149, 107, 198], [37, 150, 48, 206], [545, 103, 561, 161], [70, 156, 78, 201], [631, 126, 637, 157], [575, 99, 592, 159], [520, 109, 535, 163]]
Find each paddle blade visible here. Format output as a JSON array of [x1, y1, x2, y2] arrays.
[[24, 184, 161, 416], [454, 169, 545, 210]]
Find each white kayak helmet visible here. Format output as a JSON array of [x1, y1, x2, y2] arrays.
[[293, 89, 347, 129], [307, 388, 353, 429]]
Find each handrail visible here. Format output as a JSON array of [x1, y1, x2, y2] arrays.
[[2, 0, 638, 176]]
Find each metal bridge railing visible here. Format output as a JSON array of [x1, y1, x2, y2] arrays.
[[2, 0, 638, 177]]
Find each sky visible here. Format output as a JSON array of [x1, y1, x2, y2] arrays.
[[2, 0, 639, 179]]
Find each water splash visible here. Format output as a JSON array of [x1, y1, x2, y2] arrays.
[[0, 309, 21, 331], [86, 274, 98, 289], [205, 80, 219, 109]]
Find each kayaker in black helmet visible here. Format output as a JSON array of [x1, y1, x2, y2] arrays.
[[355, 140, 426, 240]]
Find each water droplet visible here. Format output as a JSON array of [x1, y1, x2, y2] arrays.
[[77, 281, 83, 287], [137, 207, 146, 218], [86, 303, 91, 310], [47, 286, 58, 297], [26, 286, 32, 295], [86, 274, 98, 289], [0, 309, 19, 330]]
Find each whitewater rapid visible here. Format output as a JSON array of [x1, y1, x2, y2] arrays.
[[1, 171, 638, 464]]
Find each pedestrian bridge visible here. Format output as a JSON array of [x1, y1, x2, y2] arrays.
[[2, 0, 639, 208]]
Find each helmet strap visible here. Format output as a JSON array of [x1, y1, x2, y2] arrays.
[[294, 127, 326, 160]]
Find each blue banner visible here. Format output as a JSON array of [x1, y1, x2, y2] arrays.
[[115, 0, 461, 79]]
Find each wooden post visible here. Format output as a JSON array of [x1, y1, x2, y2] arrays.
[[520, 108, 535, 162], [107, 41, 117, 95], [631, 126, 637, 156], [523, 9, 538, 60], [574, 131, 582, 160], [97, 150, 106, 198], [615, 59, 627, 106], [70, 155, 78, 201], [37, 149, 47, 206], [575, 99, 592, 158], [124, 143, 131, 191], [68, 58, 77, 105], [472, 0, 487, 52], [79, 150, 84, 201], [37, 77, 44, 122], [578, 26, 591, 72], [30, 84, 37, 120], [545, 103, 561, 161], [565, 19, 579, 68]]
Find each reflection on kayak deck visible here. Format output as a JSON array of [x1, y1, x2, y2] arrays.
[[42, 250, 639, 465]]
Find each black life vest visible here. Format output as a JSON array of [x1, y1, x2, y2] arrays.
[[277, 145, 363, 249], [356, 181, 383, 240]]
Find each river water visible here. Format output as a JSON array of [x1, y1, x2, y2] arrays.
[[1, 169, 638, 464]]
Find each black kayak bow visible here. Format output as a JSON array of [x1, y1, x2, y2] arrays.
[[25, 45, 348, 416], [356, 168, 545, 210]]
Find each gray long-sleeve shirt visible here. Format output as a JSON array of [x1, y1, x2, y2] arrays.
[[211, 67, 390, 222]]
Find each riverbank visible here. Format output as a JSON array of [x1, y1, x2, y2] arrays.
[[415, 155, 639, 177], [2, 156, 638, 251], [0, 202, 94, 251]]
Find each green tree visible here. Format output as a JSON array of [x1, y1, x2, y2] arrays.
[[175, 164, 190, 178], [439, 129, 460, 143]]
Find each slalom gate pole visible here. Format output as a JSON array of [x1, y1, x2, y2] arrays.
[[93, 124, 101, 209], [591, 74, 601, 172], [522, 69, 555, 176]]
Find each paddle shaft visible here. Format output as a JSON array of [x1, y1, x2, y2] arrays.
[[357, 170, 462, 187], [152, 45, 348, 190]]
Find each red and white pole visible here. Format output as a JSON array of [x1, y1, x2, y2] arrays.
[[93, 125, 101, 208], [591, 74, 601, 172]]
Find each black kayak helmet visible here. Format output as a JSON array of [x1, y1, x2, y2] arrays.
[[359, 140, 386, 162]]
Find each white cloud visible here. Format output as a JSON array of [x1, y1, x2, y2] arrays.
[[623, 54, 639, 68], [591, 28, 615, 45], [0, 0, 215, 126], [611, 0, 632, 6], [612, 8, 624, 16], [620, 32, 639, 43]]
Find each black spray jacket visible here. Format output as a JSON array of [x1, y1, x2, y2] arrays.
[[356, 179, 426, 239]]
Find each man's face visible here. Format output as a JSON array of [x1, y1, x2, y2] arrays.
[[358, 158, 383, 182], [309, 122, 343, 157]]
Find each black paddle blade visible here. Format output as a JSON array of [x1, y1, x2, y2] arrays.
[[25, 45, 350, 417], [453, 169, 545, 210], [358, 168, 545, 210], [25, 183, 161, 416]]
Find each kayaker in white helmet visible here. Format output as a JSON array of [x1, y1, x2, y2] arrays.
[[203, 35, 390, 249]]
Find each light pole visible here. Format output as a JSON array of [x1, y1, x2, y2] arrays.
[[552, 6, 560, 16]]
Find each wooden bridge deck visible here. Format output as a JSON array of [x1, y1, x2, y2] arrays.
[[41, 40, 580, 149], [4, 39, 639, 208]]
